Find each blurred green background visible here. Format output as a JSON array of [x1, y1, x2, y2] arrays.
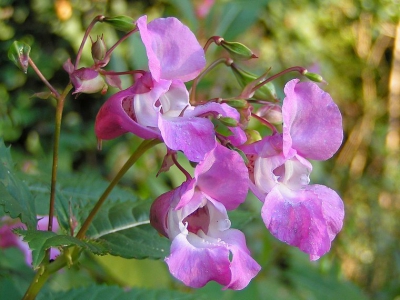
[[1, 0, 399, 299]]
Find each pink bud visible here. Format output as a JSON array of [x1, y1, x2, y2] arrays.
[[70, 68, 107, 95]]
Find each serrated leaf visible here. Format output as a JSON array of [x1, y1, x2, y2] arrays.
[[99, 224, 170, 260], [23, 171, 141, 234], [86, 200, 151, 239], [15, 229, 107, 268], [0, 139, 37, 229], [37, 284, 201, 300]]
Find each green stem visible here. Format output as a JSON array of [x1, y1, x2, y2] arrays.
[[189, 57, 228, 104], [22, 138, 160, 299], [76, 138, 161, 239], [48, 84, 73, 233], [22, 249, 76, 300]]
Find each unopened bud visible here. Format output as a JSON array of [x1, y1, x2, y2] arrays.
[[8, 41, 31, 73], [102, 16, 136, 32], [303, 70, 325, 83], [219, 116, 239, 127], [69, 68, 107, 95], [220, 40, 257, 61], [91, 35, 107, 65], [257, 103, 282, 125]]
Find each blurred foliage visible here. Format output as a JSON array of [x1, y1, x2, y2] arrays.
[[1, 0, 399, 299]]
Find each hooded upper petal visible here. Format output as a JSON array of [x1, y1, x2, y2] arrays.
[[95, 75, 164, 140], [137, 15, 206, 82], [282, 79, 343, 160], [261, 184, 344, 260]]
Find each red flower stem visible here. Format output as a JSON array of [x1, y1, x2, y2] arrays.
[[203, 36, 223, 53], [99, 69, 146, 76], [103, 27, 138, 63], [74, 15, 105, 69], [251, 112, 278, 133], [251, 66, 307, 93], [171, 154, 192, 181], [189, 57, 228, 104], [28, 58, 60, 98]]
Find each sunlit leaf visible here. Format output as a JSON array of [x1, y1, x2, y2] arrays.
[[98, 224, 170, 260]]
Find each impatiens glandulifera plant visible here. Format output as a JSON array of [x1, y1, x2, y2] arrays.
[[3, 13, 344, 299]]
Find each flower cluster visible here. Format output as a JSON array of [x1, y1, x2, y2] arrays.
[[70, 16, 344, 290]]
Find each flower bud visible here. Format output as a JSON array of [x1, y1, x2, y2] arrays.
[[230, 63, 278, 101], [102, 16, 136, 32], [220, 39, 257, 61], [8, 41, 31, 73], [303, 70, 325, 83], [256, 103, 282, 125], [91, 35, 107, 65], [69, 68, 107, 95]]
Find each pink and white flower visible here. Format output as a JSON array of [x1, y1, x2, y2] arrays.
[[150, 145, 260, 289], [245, 79, 344, 260], [95, 16, 245, 162]]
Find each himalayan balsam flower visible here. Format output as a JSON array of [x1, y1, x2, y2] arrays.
[[150, 145, 260, 289], [0, 216, 60, 265], [95, 16, 245, 162], [247, 79, 344, 260]]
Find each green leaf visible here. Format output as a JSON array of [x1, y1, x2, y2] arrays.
[[23, 171, 141, 234], [8, 41, 31, 73], [0, 248, 35, 300], [228, 209, 257, 229], [15, 229, 107, 268], [37, 284, 202, 300], [0, 139, 37, 229], [86, 200, 151, 239], [99, 224, 170, 260]]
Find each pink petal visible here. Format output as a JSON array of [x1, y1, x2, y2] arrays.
[[95, 86, 160, 140], [166, 233, 231, 288], [282, 79, 343, 160], [195, 144, 249, 210], [137, 16, 206, 82], [261, 184, 344, 260], [219, 229, 261, 290], [158, 114, 216, 162]]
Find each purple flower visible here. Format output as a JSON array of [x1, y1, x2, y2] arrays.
[[0, 216, 60, 265], [245, 80, 344, 260], [150, 145, 260, 289], [95, 16, 245, 161]]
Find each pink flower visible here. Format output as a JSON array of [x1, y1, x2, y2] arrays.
[[95, 16, 246, 161], [245, 80, 344, 260], [0, 216, 60, 265], [150, 145, 260, 289]]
